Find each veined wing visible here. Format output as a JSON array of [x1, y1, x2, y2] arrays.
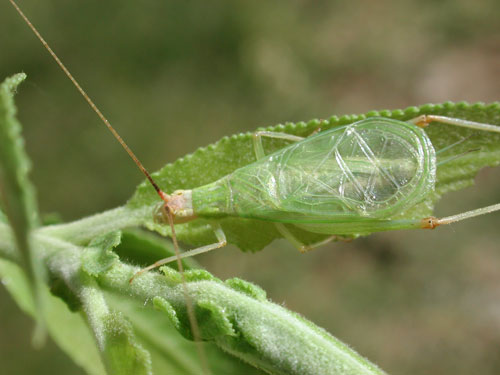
[[229, 118, 436, 223]]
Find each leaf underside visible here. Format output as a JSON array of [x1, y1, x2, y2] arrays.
[[128, 101, 500, 251]]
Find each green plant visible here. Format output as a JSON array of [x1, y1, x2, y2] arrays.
[[1, 72, 500, 374]]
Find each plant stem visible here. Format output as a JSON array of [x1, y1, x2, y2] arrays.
[[1, 229, 386, 375], [38, 206, 147, 245], [0, 222, 20, 262]]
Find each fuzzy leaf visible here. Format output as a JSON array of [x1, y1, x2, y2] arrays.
[[225, 278, 267, 301], [111, 294, 262, 375], [4, 219, 386, 374], [100, 312, 152, 375], [0, 73, 45, 341], [128, 102, 500, 250], [77, 274, 152, 375], [0, 260, 106, 375], [0, 73, 39, 230], [99, 262, 386, 375], [82, 231, 121, 277]]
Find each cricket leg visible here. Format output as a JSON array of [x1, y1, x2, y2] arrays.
[[252, 123, 328, 158], [406, 115, 500, 230], [252, 131, 305, 159], [275, 223, 349, 253], [130, 224, 227, 281], [409, 115, 499, 166], [409, 115, 500, 133], [422, 203, 500, 229]]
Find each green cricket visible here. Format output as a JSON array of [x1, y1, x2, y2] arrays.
[[10, 2, 500, 371], [137, 114, 500, 278], [10, 0, 500, 283]]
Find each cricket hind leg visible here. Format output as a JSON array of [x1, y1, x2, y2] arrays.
[[422, 203, 500, 229], [408, 115, 500, 226], [409, 114, 500, 133], [409, 114, 500, 165]]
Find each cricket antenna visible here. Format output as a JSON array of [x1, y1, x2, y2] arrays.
[[11, 2, 210, 373], [8, 0, 166, 202]]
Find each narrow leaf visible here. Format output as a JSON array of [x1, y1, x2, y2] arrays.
[[79, 265, 152, 375], [100, 312, 152, 375], [0, 260, 106, 375], [98, 261, 387, 375], [0, 73, 39, 246], [0, 73, 44, 341]]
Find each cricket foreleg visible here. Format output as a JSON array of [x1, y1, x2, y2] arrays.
[[409, 115, 500, 133], [253, 131, 305, 159], [252, 124, 328, 158], [130, 224, 227, 280], [422, 203, 500, 229], [275, 223, 348, 253]]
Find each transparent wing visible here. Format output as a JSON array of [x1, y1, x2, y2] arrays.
[[229, 118, 436, 223]]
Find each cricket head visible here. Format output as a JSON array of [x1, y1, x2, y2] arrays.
[[153, 189, 196, 224], [421, 216, 440, 229]]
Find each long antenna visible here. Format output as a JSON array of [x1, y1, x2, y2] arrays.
[[10, 1, 210, 373], [8, 0, 164, 200]]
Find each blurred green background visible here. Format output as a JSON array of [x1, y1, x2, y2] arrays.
[[1, 0, 500, 374]]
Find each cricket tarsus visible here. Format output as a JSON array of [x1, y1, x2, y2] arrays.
[[11, 1, 209, 373], [423, 203, 500, 229]]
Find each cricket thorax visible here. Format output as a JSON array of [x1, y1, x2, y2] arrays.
[[153, 189, 196, 224]]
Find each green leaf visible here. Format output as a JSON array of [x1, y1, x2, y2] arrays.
[[111, 294, 262, 375], [78, 274, 152, 375], [128, 101, 500, 250], [79, 232, 154, 374], [82, 231, 121, 277], [0, 73, 45, 341], [225, 278, 267, 301], [195, 299, 237, 339], [27, 231, 153, 375], [0, 73, 39, 246], [5, 216, 387, 374], [98, 262, 386, 375], [100, 312, 152, 375], [0, 259, 106, 375]]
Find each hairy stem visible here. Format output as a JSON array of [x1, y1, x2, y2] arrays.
[[39, 206, 146, 245]]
